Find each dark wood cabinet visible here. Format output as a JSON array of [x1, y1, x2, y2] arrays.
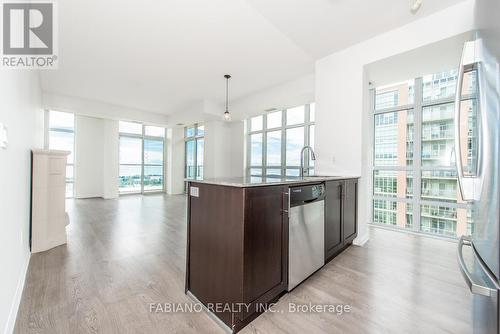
[[241, 185, 287, 320], [187, 178, 358, 332], [187, 184, 245, 327], [186, 183, 287, 332], [325, 179, 358, 262], [325, 180, 343, 260], [343, 179, 358, 243]]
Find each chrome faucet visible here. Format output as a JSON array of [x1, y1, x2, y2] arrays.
[[300, 146, 316, 177]]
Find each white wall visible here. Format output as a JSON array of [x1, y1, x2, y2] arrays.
[[166, 120, 244, 194], [168, 99, 226, 127], [43, 93, 168, 126], [365, 33, 474, 88], [74, 115, 119, 199], [314, 0, 475, 245], [102, 119, 119, 199], [75, 116, 104, 198], [204, 120, 245, 179], [166, 127, 185, 194], [229, 122, 245, 177], [0, 71, 43, 334], [230, 73, 315, 119]]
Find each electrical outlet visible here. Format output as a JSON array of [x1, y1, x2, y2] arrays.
[[0, 123, 8, 149], [190, 186, 199, 197]]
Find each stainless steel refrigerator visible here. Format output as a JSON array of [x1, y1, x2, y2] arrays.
[[456, 0, 500, 333]]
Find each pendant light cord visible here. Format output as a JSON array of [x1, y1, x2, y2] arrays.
[[225, 75, 230, 113]]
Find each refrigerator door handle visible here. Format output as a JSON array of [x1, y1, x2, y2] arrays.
[[454, 42, 471, 202], [454, 41, 483, 202], [457, 236, 498, 297]]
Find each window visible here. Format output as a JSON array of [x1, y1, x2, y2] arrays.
[[247, 103, 315, 178], [119, 122, 165, 194], [143, 137, 164, 191], [185, 124, 204, 185], [119, 136, 142, 193], [371, 69, 477, 238], [47, 110, 75, 198]]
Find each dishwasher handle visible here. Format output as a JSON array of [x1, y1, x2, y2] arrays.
[[289, 183, 326, 207], [303, 198, 321, 204]]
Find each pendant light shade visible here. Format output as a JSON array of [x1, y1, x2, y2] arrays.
[[410, 0, 423, 13], [224, 74, 231, 121]]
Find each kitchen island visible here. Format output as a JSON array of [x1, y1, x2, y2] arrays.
[[185, 176, 359, 333]]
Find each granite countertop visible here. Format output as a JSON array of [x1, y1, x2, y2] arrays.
[[186, 175, 360, 188]]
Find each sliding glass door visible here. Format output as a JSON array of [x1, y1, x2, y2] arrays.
[[119, 121, 165, 194], [143, 139, 164, 191], [47, 110, 75, 198], [184, 124, 204, 181], [119, 136, 142, 193]]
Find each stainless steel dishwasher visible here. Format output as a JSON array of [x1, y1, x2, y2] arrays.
[[288, 183, 325, 291]]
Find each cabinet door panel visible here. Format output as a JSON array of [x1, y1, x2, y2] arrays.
[[188, 183, 245, 326], [325, 181, 343, 260], [243, 186, 286, 304], [343, 180, 358, 242]]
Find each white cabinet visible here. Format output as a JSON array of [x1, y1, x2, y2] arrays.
[[31, 149, 70, 253]]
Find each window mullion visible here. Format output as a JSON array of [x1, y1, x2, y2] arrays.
[[304, 104, 310, 172], [247, 121, 250, 176], [281, 111, 286, 176], [413, 77, 424, 233], [369, 88, 376, 226], [141, 126, 145, 194], [194, 138, 198, 180], [193, 124, 197, 180], [262, 115, 267, 176], [247, 105, 314, 178]]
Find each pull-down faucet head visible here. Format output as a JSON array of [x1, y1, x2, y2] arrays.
[[300, 146, 316, 177]]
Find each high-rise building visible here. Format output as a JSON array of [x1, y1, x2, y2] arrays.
[[373, 69, 476, 237]]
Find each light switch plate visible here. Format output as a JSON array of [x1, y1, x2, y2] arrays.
[[190, 186, 199, 197]]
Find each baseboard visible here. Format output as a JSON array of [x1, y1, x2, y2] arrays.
[[74, 194, 103, 199], [353, 233, 369, 247], [3, 252, 31, 334]]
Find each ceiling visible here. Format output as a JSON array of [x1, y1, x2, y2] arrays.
[[40, 0, 467, 117], [246, 0, 468, 59]]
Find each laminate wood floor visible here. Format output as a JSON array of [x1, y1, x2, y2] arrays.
[[14, 194, 473, 334]]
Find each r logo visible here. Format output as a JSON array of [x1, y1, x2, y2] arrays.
[[2, 3, 53, 55]]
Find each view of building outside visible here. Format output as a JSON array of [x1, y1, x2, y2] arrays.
[[47, 110, 75, 198], [118, 122, 165, 194], [247, 103, 315, 179], [184, 124, 205, 192], [373, 69, 477, 238], [184, 124, 204, 182]]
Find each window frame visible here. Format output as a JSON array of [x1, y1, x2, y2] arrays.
[[246, 103, 315, 178], [45, 110, 75, 198], [119, 122, 166, 195], [184, 123, 204, 186], [370, 70, 477, 239]]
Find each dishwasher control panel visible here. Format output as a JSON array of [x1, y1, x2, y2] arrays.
[[289, 183, 325, 207]]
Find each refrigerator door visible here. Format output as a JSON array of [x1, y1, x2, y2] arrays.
[[472, 258, 499, 334], [457, 236, 499, 334], [466, 0, 500, 282], [472, 290, 499, 334]]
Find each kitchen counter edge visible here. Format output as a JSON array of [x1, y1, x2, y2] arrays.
[[186, 176, 360, 188]]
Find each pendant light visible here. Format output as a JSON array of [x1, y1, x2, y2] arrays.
[[223, 74, 231, 121], [410, 0, 423, 13]]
